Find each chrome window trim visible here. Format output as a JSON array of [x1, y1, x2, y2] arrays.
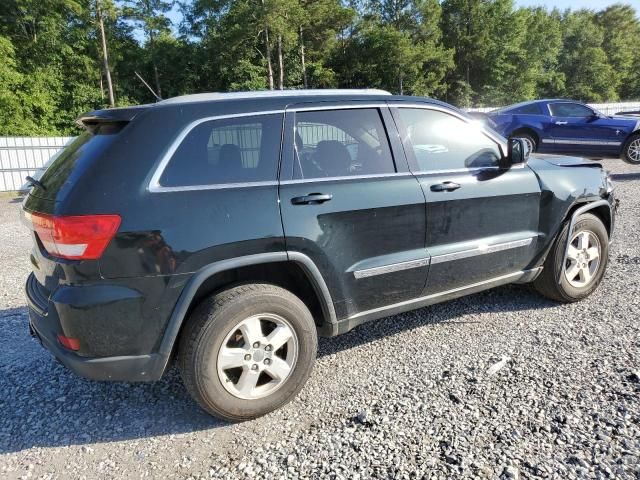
[[353, 258, 429, 279], [148, 109, 285, 193], [430, 237, 534, 265], [288, 103, 389, 112]]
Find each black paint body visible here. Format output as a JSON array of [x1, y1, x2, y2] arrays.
[[23, 93, 617, 381]]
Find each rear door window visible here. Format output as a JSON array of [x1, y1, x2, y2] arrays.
[[159, 114, 282, 187], [293, 109, 395, 179]]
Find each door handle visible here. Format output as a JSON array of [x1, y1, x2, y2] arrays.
[[430, 182, 461, 192], [555, 121, 568, 125], [291, 193, 333, 205]]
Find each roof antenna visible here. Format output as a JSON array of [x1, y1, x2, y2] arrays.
[[135, 71, 162, 102]]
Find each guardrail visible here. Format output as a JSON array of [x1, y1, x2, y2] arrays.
[[0, 137, 73, 192]]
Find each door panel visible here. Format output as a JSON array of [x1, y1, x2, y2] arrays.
[[279, 106, 428, 319], [391, 106, 542, 295], [548, 102, 621, 154], [418, 167, 540, 294]]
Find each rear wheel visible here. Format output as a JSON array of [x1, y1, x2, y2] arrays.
[[513, 132, 537, 154], [178, 283, 317, 421], [533, 213, 608, 302], [622, 133, 640, 165]]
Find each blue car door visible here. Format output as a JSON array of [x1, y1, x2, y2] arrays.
[[548, 102, 621, 155]]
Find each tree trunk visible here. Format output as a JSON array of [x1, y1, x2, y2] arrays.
[[300, 27, 307, 89], [265, 27, 274, 90], [96, 0, 115, 107], [149, 30, 162, 98], [277, 35, 284, 90]]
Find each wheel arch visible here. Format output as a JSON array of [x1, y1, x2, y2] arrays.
[[511, 127, 540, 146], [156, 252, 337, 376]]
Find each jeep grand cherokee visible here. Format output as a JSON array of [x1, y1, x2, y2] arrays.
[[24, 90, 616, 421]]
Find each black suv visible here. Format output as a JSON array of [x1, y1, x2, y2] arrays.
[[24, 90, 616, 421]]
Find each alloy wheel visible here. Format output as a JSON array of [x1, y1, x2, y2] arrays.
[[217, 313, 298, 400], [627, 138, 640, 163], [564, 230, 601, 288]]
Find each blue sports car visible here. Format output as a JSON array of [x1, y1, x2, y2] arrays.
[[486, 99, 640, 164]]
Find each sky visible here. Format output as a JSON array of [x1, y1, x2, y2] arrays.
[[516, 0, 640, 9]]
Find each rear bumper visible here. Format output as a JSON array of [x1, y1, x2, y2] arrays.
[[25, 273, 166, 382]]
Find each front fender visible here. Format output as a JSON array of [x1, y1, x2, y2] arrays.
[[526, 157, 612, 269]]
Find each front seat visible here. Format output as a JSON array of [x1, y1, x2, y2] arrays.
[[314, 140, 352, 177]]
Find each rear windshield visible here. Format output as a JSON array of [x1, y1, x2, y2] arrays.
[[31, 123, 123, 201]]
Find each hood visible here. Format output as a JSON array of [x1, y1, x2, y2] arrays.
[[531, 155, 603, 169]]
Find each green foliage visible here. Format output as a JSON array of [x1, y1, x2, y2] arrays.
[[1, 0, 640, 134]]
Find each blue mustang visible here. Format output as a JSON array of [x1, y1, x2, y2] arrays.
[[486, 99, 640, 164]]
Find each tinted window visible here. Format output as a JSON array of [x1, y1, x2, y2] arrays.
[[397, 108, 501, 171], [549, 103, 593, 117], [294, 109, 395, 179], [512, 104, 541, 115], [160, 114, 282, 187]]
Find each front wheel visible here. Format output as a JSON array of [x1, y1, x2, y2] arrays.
[[178, 283, 318, 421], [622, 133, 640, 165], [533, 213, 609, 302]]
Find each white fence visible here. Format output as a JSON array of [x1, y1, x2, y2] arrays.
[[468, 101, 640, 116], [0, 137, 73, 192]]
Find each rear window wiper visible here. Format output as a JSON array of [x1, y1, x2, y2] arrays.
[[25, 176, 46, 191]]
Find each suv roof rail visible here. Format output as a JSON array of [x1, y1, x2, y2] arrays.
[[159, 89, 392, 105]]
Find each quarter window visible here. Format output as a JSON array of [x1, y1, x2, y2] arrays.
[[160, 114, 282, 187], [549, 103, 594, 117], [397, 108, 502, 171], [293, 109, 395, 179]]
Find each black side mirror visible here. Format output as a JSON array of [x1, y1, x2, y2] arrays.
[[508, 137, 529, 165]]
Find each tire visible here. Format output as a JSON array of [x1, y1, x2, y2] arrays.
[[513, 132, 537, 153], [533, 213, 609, 302], [178, 283, 317, 421], [621, 132, 640, 165]]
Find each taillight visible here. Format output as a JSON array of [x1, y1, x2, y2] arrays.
[[26, 212, 121, 260], [57, 334, 80, 351]]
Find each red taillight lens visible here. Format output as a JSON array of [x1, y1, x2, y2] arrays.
[[57, 334, 80, 351], [26, 212, 121, 260]]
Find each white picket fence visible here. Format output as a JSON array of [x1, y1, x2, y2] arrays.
[[2, 100, 640, 192], [0, 137, 74, 192]]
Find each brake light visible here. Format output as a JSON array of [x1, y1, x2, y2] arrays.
[[57, 334, 80, 351], [26, 212, 121, 260]]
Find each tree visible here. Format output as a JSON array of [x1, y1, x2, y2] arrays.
[[122, 0, 175, 97], [559, 10, 616, 102], [596, 4, 640, 99]]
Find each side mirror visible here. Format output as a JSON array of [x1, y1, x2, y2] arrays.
[[508, 137, 529, 165]]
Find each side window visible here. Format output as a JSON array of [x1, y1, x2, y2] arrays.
[[550, 103, 593, 117], [293, 109, 395, 179], [397, 108, 502, 171], [159, 114, 282, 187], [513, 104, 541, 115]]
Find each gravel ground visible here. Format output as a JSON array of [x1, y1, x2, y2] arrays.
[[1, 158, 639, 480]]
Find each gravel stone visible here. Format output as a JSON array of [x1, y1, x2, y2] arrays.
[[1, 158, 639, 479]]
